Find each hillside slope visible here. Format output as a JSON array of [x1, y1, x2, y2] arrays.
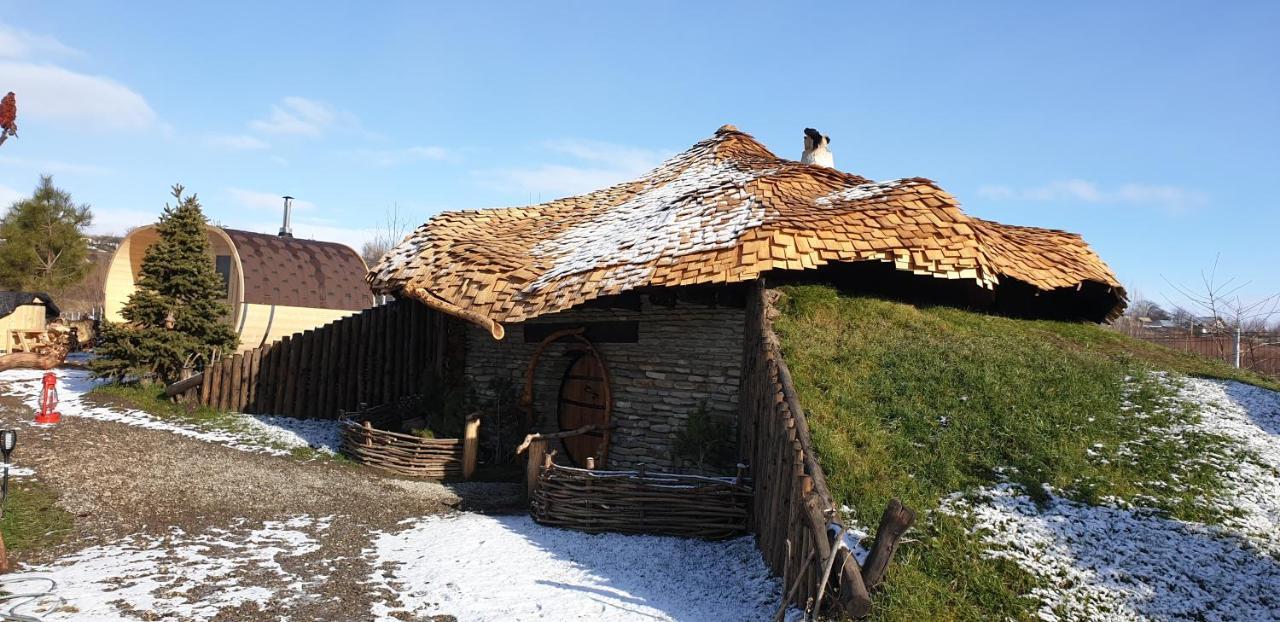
[[773, 285, 1280, 621]]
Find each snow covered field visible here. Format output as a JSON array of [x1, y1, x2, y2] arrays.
[[4, 513, 791, 621], [368, 513, 791, 621], [0, 368, 342, 461], [7, 517, 330, 620], [946, 374, 1280, 621]]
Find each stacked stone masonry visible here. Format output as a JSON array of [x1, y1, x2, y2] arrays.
[[464, 295, 745, 472]]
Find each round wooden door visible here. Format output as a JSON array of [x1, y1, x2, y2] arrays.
[[557, 351, 610, 467]]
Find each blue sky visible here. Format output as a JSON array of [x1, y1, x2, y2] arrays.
[[1, 1, 1276, 304]]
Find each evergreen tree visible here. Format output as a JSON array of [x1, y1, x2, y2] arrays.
[[0, 175, 92, 292], [93, 185, 239, 383]]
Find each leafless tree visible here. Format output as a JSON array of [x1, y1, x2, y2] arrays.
[[1164, 254, 1280, 367], [360, 203, 411, 267]]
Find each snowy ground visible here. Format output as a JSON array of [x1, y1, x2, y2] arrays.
[[0, 368, 794, 621], [369, 513, 790, 621], [945, 374, 1280, 621], [0, 368, 342, 462], [7, 516, 331, 620], [4, 513, 791, 622]]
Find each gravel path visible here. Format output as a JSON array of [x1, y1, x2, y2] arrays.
[[0, 372, 520, 621]]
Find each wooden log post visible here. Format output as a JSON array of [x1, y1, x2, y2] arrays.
[[462, 415, 481, 480], [861, 499, 916, 592], [525, 438, 547, 499]]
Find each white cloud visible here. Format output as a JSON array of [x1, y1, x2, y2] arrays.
[[249, 96, 339, 136], [0, 183, 24, 208], [0, 155, 111, 175], [978, 179, 1208, 213], [235, 218, 375, 251], [0, 61, 155, 129], [227, 188, 316, 212], [480, 139, 671, 198], [207, 133, 270, 151], [349, 145, 454, 166], [0, 24, 80, 60], [85, 207, 160, 236]]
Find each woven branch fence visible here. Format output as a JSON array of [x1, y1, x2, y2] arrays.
[[338, 415, 479, 480], [740, 282, 913, 618], [170, 298, 460, 419], [530, 459, 751, 539]]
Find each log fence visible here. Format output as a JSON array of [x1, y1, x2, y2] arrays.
[[173, 298, 457, 419], [740, 283, 914, 619]]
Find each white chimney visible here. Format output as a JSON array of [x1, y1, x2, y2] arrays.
[[801, 128, 834, 168], [279, 196, 294, 237]]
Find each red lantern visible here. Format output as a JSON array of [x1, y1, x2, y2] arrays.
[[35, 372, 60, 425]]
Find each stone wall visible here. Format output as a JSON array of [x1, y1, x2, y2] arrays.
[[464, 295, 745, 472]]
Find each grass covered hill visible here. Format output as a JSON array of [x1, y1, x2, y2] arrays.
[[772, 285, 1279, 621]]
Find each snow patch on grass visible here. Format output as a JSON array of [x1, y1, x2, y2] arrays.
[[947, 373, 1280, 621], [366, 512, 798, 621], [945, 483, 1280, 621], [0, 369, 342, 456]]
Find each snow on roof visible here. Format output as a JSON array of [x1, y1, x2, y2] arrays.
[[369, 125, 1126, 338]]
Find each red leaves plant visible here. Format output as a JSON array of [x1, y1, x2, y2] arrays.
[[0, 92, 16, 146]]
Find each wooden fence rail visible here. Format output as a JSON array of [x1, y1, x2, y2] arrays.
[[176, 298, 455, 419], [741, 283, 913, 619]]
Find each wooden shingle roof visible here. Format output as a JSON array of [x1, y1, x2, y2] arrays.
[[369, 126, 1125, 338]]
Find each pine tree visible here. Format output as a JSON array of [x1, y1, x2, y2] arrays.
[[92, 185, 239, 383], [0, 175, 92, 292]]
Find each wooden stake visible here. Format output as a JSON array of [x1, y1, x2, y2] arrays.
[[462, 415, 481, 480], [526, 439, 546, 499], [861, 499, 916, 591]]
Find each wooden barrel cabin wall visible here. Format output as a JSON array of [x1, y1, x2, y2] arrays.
[[181, 298, 462, 419]]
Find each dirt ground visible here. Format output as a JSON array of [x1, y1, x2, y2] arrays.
[[0, 390, 523, 621]]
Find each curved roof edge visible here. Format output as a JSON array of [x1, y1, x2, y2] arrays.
[[220, 228, 372, 311], [371, 126, 1126, 337]]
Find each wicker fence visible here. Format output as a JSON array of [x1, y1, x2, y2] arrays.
[[172, 298, 459, 418], [530, 460, 751, 539], [740, 283, 913, 618]]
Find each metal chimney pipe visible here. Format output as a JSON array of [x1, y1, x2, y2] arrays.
[[279, 196, 294, 237]]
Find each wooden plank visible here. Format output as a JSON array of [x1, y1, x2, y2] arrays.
[[246, 347, 262, 413], [284, 333, 304, 417], [239, 351, 252, 412], [330, 318, 345, 414], [356, 307, 371, 407], [462, 416, 480, 480], [372, 305, 387, 405], [316, 324, 332, 418], [199, 357, 214, 406], [339, 314, 355, 413], [382, 303, 396, 402], [228, 354, 243, 412], [253, 344, 269, 414], [206, 356, 222, 409], [296, 330, 314, 418], [272, 337, 291, 414], [219, 356, 235, 411], [330, 321, 344, 417]]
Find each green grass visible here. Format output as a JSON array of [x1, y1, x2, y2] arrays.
[[772, 285, 1271, 621], [1, 479, 73, 555]]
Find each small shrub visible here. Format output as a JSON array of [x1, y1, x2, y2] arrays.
[[673, 401, 737, 473]]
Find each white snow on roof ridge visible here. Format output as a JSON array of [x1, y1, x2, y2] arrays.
[[812, 179, 905, 206], [525, 154, 772, 293]]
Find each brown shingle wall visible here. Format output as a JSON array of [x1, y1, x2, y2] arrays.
[[223, 228, 372, 311]]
